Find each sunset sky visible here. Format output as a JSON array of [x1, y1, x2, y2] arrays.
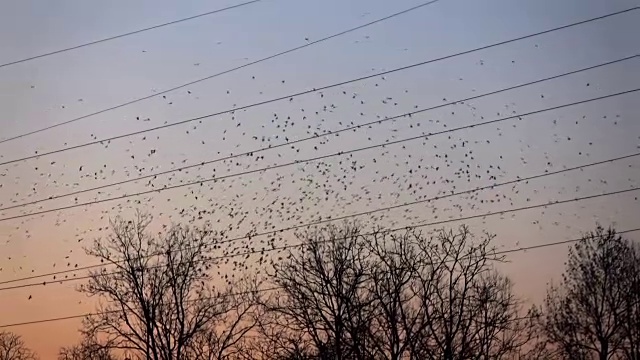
[[0, 0, 639, 357]]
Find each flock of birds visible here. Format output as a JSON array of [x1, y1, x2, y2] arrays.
[[0, 8, 637, 335]]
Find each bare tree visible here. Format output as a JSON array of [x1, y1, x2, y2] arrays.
[[0, 331, 37, 360], [469, 272, 538, 359], [364, 228, 429, 360], [241, 316, 319, 360], [514, 307, 557, 360], [58, 336, 116, 360], [411, 225, 533, 360], [621, 243, 640, 360], [254, 223, 532, 360], [79, 212, 258, 360], [541, 225, 640, 360], [185, 278, 261, 360], [259, 223, 374, 360]]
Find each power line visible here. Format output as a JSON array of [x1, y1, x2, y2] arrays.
[[1, 154, 638, 291], [3, 151, 637, 286], [1, 88, 636, 224], [0, 285, 281, 329], [0, 8, 635, 153], [1, 226, 639, 329], [2, 55, 635, 214], [0, 89, 634, 290], [0, 0, 443, 145], [0, 5, 636, 333], [0, 0, 263, 69]]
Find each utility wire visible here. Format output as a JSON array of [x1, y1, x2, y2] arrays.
[[1, 156, 638, 290], [0, 89, 635, 290], [1, 55, 635, 213], [2, 149, 633, 285], [0, 0, 443, 144], [0, 285, 281, 329], [1, 225, 639, 329], [0, 4, 637, 331], [0, 0, 263, 69], [0, 88, 637, 224], [0, 6, 634, 151]]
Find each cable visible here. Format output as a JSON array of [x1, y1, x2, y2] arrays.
[[0, 88, 636, 224], [0, 89, 635, 290], [10, 292, 541, 330], [0, 285, 281, 329], [1, 153, 638, 290], [1, 226, 639, 329], [0, 0, 443, 144], [0, 1, 263, 70], [0, 313, 89, 329], [0, 5, 635, 331], [2, 55, 634, 213], [2, 11, 636, 166], [1, 8, 635, 153], [1, 146, 628, 286], [0, 308, 543, 329]]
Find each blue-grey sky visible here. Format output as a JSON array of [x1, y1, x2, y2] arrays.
[[0, 0, 639, 357]]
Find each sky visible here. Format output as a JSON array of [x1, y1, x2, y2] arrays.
[[0, 0, 639, 357]]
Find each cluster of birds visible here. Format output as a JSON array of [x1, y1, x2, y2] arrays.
[[0, 35, 637, 312]]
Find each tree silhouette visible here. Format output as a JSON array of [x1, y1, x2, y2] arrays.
[[258, 223, 374, 360], [253, 223, 532, 360], [365, 228, 429, 360], [78, 212, 259, 360], [411, 226, 535, 360], [620, 241, 640, 360], [541, 225, 640, 360], [0, 331, 37, 360], [58, 336, 116, 360]]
